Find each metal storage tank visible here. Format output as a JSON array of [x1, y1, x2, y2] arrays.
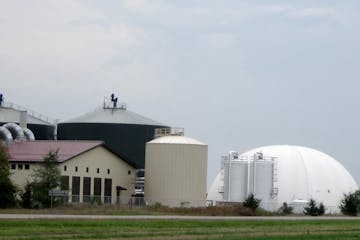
[[144, 132, 208, 207], [222, 151, 248, 202], [57, 97, 168, 168], [0, 101, 55, 140], [222, 151, 275, 206]]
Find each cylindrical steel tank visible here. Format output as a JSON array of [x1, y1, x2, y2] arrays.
[[222, 151, 276, 210], [144, 135, 208, 207], [0, 103, 55, 140], [57, 104, 167, 168]]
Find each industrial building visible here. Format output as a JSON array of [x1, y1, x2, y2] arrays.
[[207, 145, 358, 213], [145, 128, 208, 207], [2, 93, 358, 212], [0, 102, 55, 140], [8, 140, 135, 204], [0, 94, 208, 207]]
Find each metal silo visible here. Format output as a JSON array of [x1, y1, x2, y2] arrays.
[[57, 96, 167, 168], [222, 151, 277, 209], [0, 101, 55, 140], [144, 129, 207, 207], [222, 151, 248, 202]]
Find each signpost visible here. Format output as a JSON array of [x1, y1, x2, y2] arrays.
[[48, 190, 69, 208]]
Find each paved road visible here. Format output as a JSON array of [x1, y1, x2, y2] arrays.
[[0, 214, 360, 220]]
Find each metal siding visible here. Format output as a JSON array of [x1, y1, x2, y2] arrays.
[[145, 142, 207, 207], [228, 162, 248, 202]]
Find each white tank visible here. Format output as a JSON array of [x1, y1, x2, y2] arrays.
[[222, 152, 249, 202], [145, 135, 207, 207], [208, 145, 358, 213]]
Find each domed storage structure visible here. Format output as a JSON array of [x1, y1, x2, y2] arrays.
[[145, 134, 208, 207], [208, 145, 358, 213], [0, 102, 55, 140], [57, 99, 167, 168]]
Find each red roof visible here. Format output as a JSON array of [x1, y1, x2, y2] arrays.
[[7, 140, 103, 163]]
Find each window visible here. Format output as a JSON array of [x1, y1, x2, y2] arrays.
[[86, 167, 89, 173], [94, 178, 101, 196], [64, 165, 67, 171], [97, 168, 99, 174], [61, 176, 69, 190], [83, 177, 91, 203], [75, 166, 78, 172], [104, 178, 112, 204], [107, 169, 110, 174], [72, 176, 80, 203], [24, 164, 29, 170], [18, 164, 23, 170], [128, 170, 131, 175], [11, 164, 16, 170]]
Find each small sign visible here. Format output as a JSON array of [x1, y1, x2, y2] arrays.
[[48, 190, 68, 197]]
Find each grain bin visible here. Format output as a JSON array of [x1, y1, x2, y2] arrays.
[[144, 131, 207, 207]]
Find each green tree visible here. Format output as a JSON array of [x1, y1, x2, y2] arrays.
[[304, 198, 325, 216], [0, 142, 17, 208], [32, 150, 61, 208], [340, 191, 360, 216], [243, 194, 261, 213], [20, 181, 33, 209]]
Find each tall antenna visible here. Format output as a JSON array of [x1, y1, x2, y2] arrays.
[[110, 93, 118, 108]]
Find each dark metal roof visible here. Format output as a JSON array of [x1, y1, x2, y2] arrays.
[[7, 140, 136, 167]]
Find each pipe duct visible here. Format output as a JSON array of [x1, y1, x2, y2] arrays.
[[0, 126, 13, 143], [3, 122, 25, 141]]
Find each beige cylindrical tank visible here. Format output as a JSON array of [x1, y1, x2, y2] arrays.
[[145, 136, 207, 207]]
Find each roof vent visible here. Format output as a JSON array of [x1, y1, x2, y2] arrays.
[[154, 127, 184, 138]]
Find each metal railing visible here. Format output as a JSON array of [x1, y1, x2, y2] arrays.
[[154, 128, 184, 138], [46, 194, 343, 213], [1, 101, 55, 124]]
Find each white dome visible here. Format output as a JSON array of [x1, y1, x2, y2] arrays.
[[208, 145, 358, 213]]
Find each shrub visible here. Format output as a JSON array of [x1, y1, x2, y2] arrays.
[[243, 194, 261, 212], [340, 191, 360, 216], [304, 198, 325, 216], [20, 181, 33, 208], [278, 202, 293, 215]]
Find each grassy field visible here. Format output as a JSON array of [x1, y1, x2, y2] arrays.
[[1, 219, 360, 240]]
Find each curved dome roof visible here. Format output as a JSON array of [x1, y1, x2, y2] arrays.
[[148, 136, 206, 145], [208, 145, 358, 212], [61, 106, 164, 126]]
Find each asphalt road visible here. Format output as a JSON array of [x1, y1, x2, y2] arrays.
[[0, 214, 360, 220]]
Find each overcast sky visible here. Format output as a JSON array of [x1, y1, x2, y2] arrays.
[[1, 0, 360, 188]]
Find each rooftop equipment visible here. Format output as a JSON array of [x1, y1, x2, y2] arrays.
[[0, 100, 55, 140]]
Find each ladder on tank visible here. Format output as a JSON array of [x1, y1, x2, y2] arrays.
[[271, 158, 278, 199]]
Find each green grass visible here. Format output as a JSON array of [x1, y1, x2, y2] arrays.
[[1, 219, 360, 239]]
